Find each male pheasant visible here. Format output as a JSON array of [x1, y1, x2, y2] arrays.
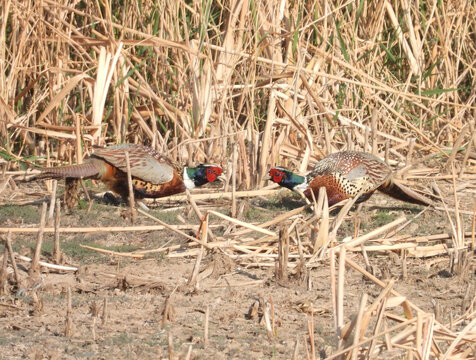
[[35, 144, 223, 206], [268, 150, 432, 206]]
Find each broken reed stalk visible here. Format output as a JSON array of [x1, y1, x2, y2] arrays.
[[276, 225, 289, 282], [401, 138, 416, 179], [80, 244, 144, 258], [16, 255, 77, 271], [312, 187, 328, 253], [147, 189, 279, 202], [231, 144, 237, 218], [185, 345, 193, 360], [185, 189, 216, 241], [339, 279, 394, 343], [336, 247, 346, 349], [47, 179, 57, 225], [451, 164, 464, 250], [65, 286, 73, 337], [326, 318, 418, 360], [304, 333, 311, 360], [383, 321, 393, 352], [472, 201, 475, 251], [137, 208, 211, 249], [207, 209, 276, 236], [168, 332, 174, 360], [330, 248, 337, 331], [188, 213, 208, 288], [441, 316, 476, 360], [330, 189, 366, 239], [270, 295, 276, 337], [360, 243, 371, 270], [366, 297, 388, 359], [75, 116, 82, 165], [0, 224, 215, 233], [79, 179, 93, 212], [308, 308, 316, 360], [0, 245, 8, 294], [204, 305, 209, 345], [389, 319, 426, 356], [422, 315, 435, 359], [292, 335, 300, 360], [232, 204, 310, 237], [309, 189, 320, 252], [53, 198, 61, 264], [416, 311, 423, 355], [124, 151, 136, 223], [344, 257, 452, 329], [350, 293, 368, 360], [30, 202, 47, 275], [91, 317, 97, 342], [446, 123, 469, 173], [402, 249, 408, 280], [262, 300, 273, 339], [338, 216, 407, 250], [459, 122, 476, 179], [5, 231, 20, 285]]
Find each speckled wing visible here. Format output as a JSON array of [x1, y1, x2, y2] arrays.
[[309, 151, 391, 187], [350, 152, 392, 186], [92, 144, 175, 184]]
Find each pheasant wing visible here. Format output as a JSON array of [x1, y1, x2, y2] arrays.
[[334, 152, 392, 186], [93, 145, 175, 184]]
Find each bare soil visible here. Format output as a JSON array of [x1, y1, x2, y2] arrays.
[[0, 185, 475, 359]]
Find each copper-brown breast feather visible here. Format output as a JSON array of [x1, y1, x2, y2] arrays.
[[304, 174, 350, 205], [132, 170, 186, 198]]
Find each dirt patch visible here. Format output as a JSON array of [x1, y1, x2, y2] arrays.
[[0, 190, 475, 359]]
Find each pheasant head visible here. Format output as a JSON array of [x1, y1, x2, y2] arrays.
[[184, 164, 223, 189], [268, 167, 307, 192]]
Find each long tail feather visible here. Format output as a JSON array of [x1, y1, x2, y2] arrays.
[[37, 163, 99, 179], [378, 179, 433, 206]]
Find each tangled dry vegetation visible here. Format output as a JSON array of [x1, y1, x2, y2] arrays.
[[0, 0, 475, 359]]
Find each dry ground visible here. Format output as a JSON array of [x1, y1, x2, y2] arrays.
[[0, 183, 475, 359]]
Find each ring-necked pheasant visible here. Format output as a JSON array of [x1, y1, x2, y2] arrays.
[[268, 150, 432, 206], [35, 144, 223, 208]]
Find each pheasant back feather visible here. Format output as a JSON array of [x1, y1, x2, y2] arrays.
[[92, 144, 177, 184]]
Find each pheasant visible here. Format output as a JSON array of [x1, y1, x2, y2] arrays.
[[35, 144, 223, 207], [268, 150, 432, 206]]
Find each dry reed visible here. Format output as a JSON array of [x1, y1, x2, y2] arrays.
[[0, 0, 475, 358]]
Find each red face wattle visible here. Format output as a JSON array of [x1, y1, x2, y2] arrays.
[[206, 166, 222, 182], [269, 168, 285, 183]]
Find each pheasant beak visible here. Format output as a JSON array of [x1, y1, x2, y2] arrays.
[[217, 174, 227, 182], [263, 174, 271, 181]]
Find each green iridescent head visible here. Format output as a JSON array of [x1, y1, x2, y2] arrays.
[[268, 167, 307, 191], [184, 164, 223, 189]]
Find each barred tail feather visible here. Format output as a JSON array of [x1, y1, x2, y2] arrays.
[[378, 179, 433, 206], [38, 163, 99, 179]]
